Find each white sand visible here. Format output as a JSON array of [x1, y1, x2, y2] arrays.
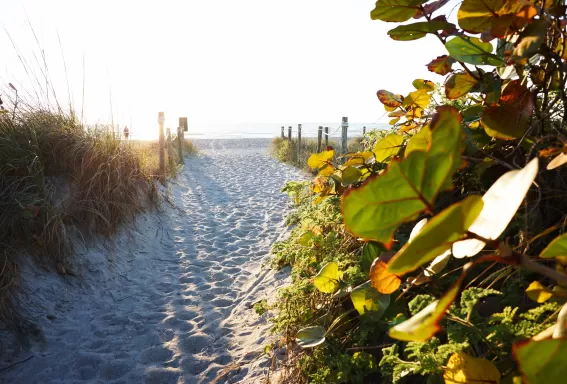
[[0, 139, 305, 383]]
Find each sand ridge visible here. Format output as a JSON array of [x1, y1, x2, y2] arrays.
[[0, 138, 305, 383]]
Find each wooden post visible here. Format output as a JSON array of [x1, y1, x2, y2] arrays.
[[178, 118, 188, 165], [281, 126, 285, 139], [297, 124, 302, 164], [341, 117, 348, 155], [317, 126, 323, 152], [177, 126, 183, 164], [166, 128, 174, 169], [324, 126, 329, 147], [158, 112, 165, 176], [363, 126, 366, 135], [288, 126, 292, 141]]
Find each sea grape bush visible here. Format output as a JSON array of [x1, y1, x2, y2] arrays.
[[272, 1, 567, 383]]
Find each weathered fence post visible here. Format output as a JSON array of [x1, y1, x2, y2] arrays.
[[297, 124, 302, 165], [341, 117, 348, 156], [288, 126, 292, 141], [166, 128, 174, 169], [178, 117, 188, 165], [177, 126, 183, 164], [158, 112, 165, 176], [324, 127, 329, 147], [281, 126, 285, 139], [317, 126, 323, 152], [363, 126, 366, 135]]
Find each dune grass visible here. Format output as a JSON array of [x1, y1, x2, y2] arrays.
[[0, 109, 196, 325]]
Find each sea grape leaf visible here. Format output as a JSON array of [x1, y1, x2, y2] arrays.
[[402, 89, 431, 110], [500, 80, 528, 104], [298, 231, 316, 246], [445, 72, 478, 99], [350, 280, 390, 316], [482, 72, 502, 106], [388, 195, 483, 275], [313, 262, 343, 293], [481, 104, 528, 140], [296, 326, 326, 348], [540, 234, 567, 259], [513, 338, 567, 384], [427, 55, 455, 75], [370, 0, 427, 22], [389, 276, 461, 341], [388, 21, 454, 41], [457, 0, 531, 36], [342, 106, 462, 246], [413, 0, 450, 19], [341, 166, 363, 186], [525, 281, 553, 303], [446, 36, 505, 66], [423, 251, 451, 277], [308, 150, 334, 169], [409, 218, 428, 240], [453, 158, 539, 258], [511, 18, 549, 63], [377, 90, 404, 108], [549, 152, 567, 170], [412, 79, 436, 91], [373, 133, 404, 163], [405, 125, 431, 157], [443, 351, 501, 384], [370, 259, 401, 294], [344, 151, 374, 167]]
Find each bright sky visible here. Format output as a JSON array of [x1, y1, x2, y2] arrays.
[[1, 0, 448, 139]]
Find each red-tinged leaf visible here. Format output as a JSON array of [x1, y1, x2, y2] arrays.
[[500, 80, 528, 104], [426, 55, 455, 75], [413, 0, 450, 19], [445, 72, 478, 99], [377, 90, 404, 108]]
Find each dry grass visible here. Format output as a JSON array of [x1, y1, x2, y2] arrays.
[[0, 110, 185, 325]]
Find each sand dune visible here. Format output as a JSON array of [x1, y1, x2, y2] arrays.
[[0, 138, 305, 383]]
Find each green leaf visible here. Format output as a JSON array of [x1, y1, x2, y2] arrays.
[[350, 280, 390, 316], [342, 106, 463, 246], [445, 72, 479, 99], [388, 195, 483, 275], [540, 234, 567, 259], [341, 166, 363, 186], [362, 242, 385, 274], [370, 0, 427, 22], [296, 326, 326, 348], [446, 36, 505, 66], [313, 262, 343, 293], [453, 158, 539, 258], [405, 125, 431, 157], [412, 79, 436, 91], [513, 338, 567, 384], [388, 21, 454, 41], [298, 231, 316, 247], [389, 277, 461, 341], [373, 133, 404, 163]]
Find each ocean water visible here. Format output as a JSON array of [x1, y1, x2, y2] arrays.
[[182, 122, 389, 140]]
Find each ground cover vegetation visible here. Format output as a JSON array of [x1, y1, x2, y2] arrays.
[[269, 1, 567, 383], [0, 93, 194, 332]]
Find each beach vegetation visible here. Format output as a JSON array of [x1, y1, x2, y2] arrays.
[[271, 1, 567, 383]]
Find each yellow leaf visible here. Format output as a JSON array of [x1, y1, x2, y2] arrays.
[[403, 89, 431, 110], [525, 281, 553, 303], [373, 133, 404, 162], [307, 150, 335, 169], [389, 117, 401, 125], [344, 151, 374, 167], [318, 164, 335, 176], [369, 258, 401, 294], [443, 351, 500, 384], [313, 262, 343, 293]]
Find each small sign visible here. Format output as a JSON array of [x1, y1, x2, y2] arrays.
[[179, 117, 188, 132], [158, 112, 165, 124]]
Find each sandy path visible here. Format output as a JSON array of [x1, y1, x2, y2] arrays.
[[0, 139, 304, 383]]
